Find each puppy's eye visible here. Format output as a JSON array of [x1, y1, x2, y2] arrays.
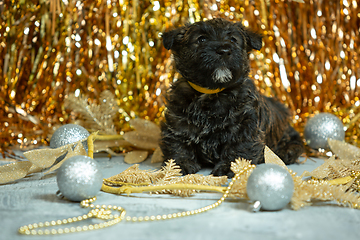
[[197, 36, 207, 43], [230, 37, 237, 43]]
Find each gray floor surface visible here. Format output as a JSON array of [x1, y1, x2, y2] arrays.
[[1, 154, 360, 240]]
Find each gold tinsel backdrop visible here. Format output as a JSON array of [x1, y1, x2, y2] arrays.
[[0, 0, 359, 156]]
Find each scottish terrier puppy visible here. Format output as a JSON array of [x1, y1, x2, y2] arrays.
[[160, 18, 304, 177]]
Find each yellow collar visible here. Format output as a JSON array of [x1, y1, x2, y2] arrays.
[[188, 81, 225, 94]]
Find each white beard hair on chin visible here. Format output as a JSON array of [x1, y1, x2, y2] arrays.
[[212, 67, 232, 83]]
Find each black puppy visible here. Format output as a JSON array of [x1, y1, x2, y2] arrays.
[[160, 18, 303, 177]]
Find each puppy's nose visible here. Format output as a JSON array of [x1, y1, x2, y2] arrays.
[[216, 47, 231, 55]]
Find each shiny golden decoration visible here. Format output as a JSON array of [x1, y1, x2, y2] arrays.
[[328, 138, 360, 160], [264, 145, 287, 168], [303, 139, 360, 192], [1, 0, 360, 157], [150, 146, 164, 163], [19, 197, 127, 235], [0, 161, 33, 184], [122, 118, 162, 163], [65, 91, 119, 135], [65, 93, 162, 161], [290, 175, 360, 210], [124, 150, 149, 164], [123, 120, 161, 150], [0, 140, 87, 184], [66, 89, 162, 162], [102, 160, 228, 197]]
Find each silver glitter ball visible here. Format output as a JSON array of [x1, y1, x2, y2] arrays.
[[247, 164, 294, 211], [304, 113, 345, 150], [50, 124, 90, 152], [57, 155, 103, 202]]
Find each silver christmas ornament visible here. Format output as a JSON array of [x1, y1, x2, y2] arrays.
[[50, 124, 90, 152], [247, 164, 294, 211], [304, 113, 345, 150], [56, 155, 103, 202]]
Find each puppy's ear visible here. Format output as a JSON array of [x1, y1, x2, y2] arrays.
[[235, 22, 263, 51], [162, 27, 186, 50], [245, 30, 263, 51]]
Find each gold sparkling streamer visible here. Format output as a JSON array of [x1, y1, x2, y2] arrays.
[[49, 0, 61, 35], [1, 0, 360, 156]]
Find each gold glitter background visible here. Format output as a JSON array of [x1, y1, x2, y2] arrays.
[[0, 0, 359, 156]]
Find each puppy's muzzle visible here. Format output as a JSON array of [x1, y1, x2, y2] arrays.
[[216, 44, 231, 56], [212, 67, 232, 83]]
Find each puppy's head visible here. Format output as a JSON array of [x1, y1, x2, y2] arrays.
[[163, 18, 262, 90]]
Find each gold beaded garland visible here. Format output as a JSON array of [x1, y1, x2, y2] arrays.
[[18, 197, 126, 235]]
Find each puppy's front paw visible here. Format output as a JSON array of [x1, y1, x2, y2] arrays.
[[211, 162, 234, 178], [178, 161, 201, 175]]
